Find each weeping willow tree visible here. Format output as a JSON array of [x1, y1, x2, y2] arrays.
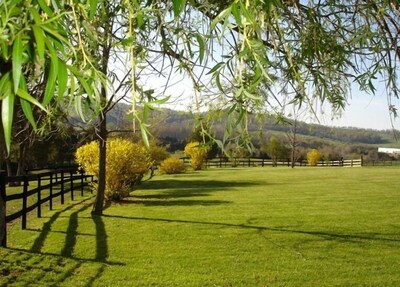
[[1, 0, 399, 213]]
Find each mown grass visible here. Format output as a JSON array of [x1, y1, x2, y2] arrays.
[[1, 166, 400, 286]]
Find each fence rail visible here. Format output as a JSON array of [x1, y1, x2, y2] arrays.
[[0, 167, 94, 248], [181, 157, 366, 168], [362, 159, 400, 166]]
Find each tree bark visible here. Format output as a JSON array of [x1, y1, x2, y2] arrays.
[[91, 111, 107, 215], [0, 171, 6, 247], [91, 2, 111, 215]]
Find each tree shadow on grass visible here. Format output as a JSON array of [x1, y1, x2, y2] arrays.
[[102, 214, 400, 244], [116, 198, 232, 207], [83, 214, 108, 287], [129, 179, 262, 206], [139, 179, 263, 192]]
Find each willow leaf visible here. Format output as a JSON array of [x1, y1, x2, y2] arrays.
[[36, 0, 54, 17], [147, 95, 170, 107], [1, 92, 14, 153], [207, 62, 224, 75], [32, 26, 45, 62], [215, 71, 224, 92], [89, 0, 98, 20], [12, 34, 23, 93], [20, 99, 37, 130], [43, 58, 58, 106], [43, 38, 59, 105], [211, 7, 232, 31], [140, 122, 150, 148], [0, 42, 9, 60], [173, 0, 186, 18], [74, 94, 85, 122], [195, 33, 205, 64], [0, 72, 11, 100], [17, 88, 47, 111], [57, 61, 68, 102]]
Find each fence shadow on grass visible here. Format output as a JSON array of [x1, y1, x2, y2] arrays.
[[30, 197, 94, 254], [61, 202, 93, 257], [3, 197, 123, 287], [102, 214, 400, 244]]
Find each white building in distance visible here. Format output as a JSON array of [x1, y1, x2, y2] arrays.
[[378, 147, 400, 156]]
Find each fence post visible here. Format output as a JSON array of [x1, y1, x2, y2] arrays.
[[61, 170, 65, 204], [80, 169, 84, 197], [70, 170, 74, 201], [37, 175, 41, 218], [22, 176, 28, 230], [49, 173, 53, 210], [0, 171, 6, 247], [90, 175, 94, 194]]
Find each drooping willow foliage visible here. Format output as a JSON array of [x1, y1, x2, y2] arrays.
[[1, 0, 399, 151], [1, 0, 399, 213]]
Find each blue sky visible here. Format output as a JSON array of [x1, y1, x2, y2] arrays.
[[147, 75, 399, 131], [318, 85, 399, 131], [328, 95, 395, 130]]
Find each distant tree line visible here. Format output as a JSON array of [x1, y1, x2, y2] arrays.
[[2, 104, 398, 176]]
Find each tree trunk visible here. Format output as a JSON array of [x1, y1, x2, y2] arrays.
[[90, 2, 111, 215], [16, 142, 27, 176], [290, 131, 296, 169], [290, 117, 298, 169], [91, 111, 107, 215], [0, 171, 6, 247]]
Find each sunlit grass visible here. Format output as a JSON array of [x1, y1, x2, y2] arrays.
[[5, 176, 92, 219], [1, 166, 400, 286]]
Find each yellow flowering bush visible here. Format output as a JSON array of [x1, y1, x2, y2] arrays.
[[75, 138, 152, 200], [307, 149, 322, 166], [184, 141, 209, 170], [159, 157, 186, 174]]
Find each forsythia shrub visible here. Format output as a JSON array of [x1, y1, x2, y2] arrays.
[[148, 142, 169, 165], [75, 138, 152, 201], [307, 149, 322, 166], [159, 157, 186, 174], [184, 141, 209, 170]]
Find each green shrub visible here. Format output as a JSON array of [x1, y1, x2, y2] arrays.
[[159, 157, 186, 174], [184, 141, 209, 170], [75, 138, 152, 201]]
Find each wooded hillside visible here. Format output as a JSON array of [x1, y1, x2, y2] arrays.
[[104, 103, 400, 161]]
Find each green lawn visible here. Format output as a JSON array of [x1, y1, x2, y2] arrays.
[[5, 176, 92, 218], [1, 167, 400, 286]]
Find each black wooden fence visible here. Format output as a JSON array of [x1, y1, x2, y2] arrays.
[[0, 167, 94, 248], [181, 157, 364, 168]]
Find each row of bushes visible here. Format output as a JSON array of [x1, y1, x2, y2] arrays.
[[75, 138, 324, 201], [75, 139, 206, 201]]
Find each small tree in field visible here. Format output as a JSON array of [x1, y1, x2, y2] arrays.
[[262, 137, 289, 167], [76, 138, 152, 201], [184, 141, 209, 170], [307, 149, 322, 167]]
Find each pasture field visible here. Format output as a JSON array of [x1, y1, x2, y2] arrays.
[[1, 166, 400, 286]]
